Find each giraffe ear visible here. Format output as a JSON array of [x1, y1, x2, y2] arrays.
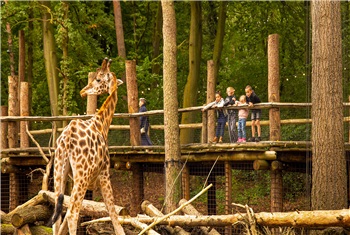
[[117, 79, 123, 86]]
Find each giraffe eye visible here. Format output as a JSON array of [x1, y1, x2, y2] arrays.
[[96, 79, 101, 83]]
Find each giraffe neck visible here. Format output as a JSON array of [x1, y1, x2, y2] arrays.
[[94, 85, 118, 141]]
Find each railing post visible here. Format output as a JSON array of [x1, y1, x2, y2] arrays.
[[207, 60, 215, 143], [201, 109, 207, 143], [20, 82, 29, 151], [268, 34, 283, 228]]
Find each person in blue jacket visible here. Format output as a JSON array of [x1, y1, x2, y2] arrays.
[[139, 98, 153, 145]]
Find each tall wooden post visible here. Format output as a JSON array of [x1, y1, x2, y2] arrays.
[[207, 60, 215, 143], [85, 72, 97, 199], [182, 165, 190, 200], [8, 75, 19, 211], [268, 34, 283, 222], [1, 106, 8, 150], [20, 82, 29, 150], [125, 60, 143, 215], [224, 161, 232, 235], [125, 60, 140, 146], [87, 72, 97, 115]]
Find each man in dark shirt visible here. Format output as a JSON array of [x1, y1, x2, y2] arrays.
[[245, 85, 261, 142]]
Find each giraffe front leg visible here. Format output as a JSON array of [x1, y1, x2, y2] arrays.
[[99, 174, 125, 235]]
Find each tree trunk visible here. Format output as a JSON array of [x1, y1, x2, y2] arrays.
[[60, 1, 69, 127], [161, 0, 182, 214], [113, 0, 126, 59], [27, 4, 34, 115], [41, 1, 61, 130], [180, 2, 202, 145], [152, 2, 163, 75], [212, 2, 227, 82], [311, 0, 347, 214]]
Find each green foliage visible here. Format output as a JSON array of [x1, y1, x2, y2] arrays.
[[1, 1, 348, 144]]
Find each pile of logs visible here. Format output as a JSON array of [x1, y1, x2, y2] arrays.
[[1, 189, 350, 235], [0, 190, 128, 235]]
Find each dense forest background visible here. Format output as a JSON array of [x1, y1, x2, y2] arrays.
[[1, 1, 349, 117]]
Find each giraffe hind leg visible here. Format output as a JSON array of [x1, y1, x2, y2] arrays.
[[62, 179, 89, 235], [99, 173, 125, 235]]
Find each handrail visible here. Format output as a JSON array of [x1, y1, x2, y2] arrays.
[[1, 102, 349, 122]]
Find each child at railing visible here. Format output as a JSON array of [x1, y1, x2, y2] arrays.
[[245, 85, 262, 142], [202, 91, 226, 143], [224, 87, 238, 143], [235, 95, 249, 143]]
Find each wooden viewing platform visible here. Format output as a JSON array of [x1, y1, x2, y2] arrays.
[[2, 141, 350, 169]]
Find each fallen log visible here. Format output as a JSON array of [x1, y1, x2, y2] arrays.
[[11, 205, 51, 228], [141, 200, 190, 235], [130, 218, 160, 235], [0, 224, 52, 235], [178, 199, 220, 235], [16, 224, 32, 235], [4, 193, 46, 220], [38, 190, 129, 217], [1, 223, 16, 234], [82, 209, 350, 228]]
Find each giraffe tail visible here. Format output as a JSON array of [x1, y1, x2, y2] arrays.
[[47, 194, 64, 226]]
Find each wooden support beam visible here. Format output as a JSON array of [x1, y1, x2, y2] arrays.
[[271, 170, 283, 213], [224, 161, 232, 235], [182, 165, 190, 200], [271, 161, 284, 171], [131, 164, 144, 215], [253, 160, 270, 170]]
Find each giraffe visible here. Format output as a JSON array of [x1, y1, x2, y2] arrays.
[[50, 58, 125, 235]]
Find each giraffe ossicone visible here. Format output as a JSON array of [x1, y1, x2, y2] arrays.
[[50, 58, 125, 235]]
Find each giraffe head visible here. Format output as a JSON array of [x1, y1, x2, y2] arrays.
[[80, 58, 123, 97]]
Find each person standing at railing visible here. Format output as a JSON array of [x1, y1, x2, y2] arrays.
[[235, 95, 249, 143], [202, 91, 227, 143], [139, 98, 153, 146], [245, 85, 262, 142], [224, 87, 238, 143]]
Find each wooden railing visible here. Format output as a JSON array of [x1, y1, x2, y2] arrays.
[[0, 102, 349, 146]]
